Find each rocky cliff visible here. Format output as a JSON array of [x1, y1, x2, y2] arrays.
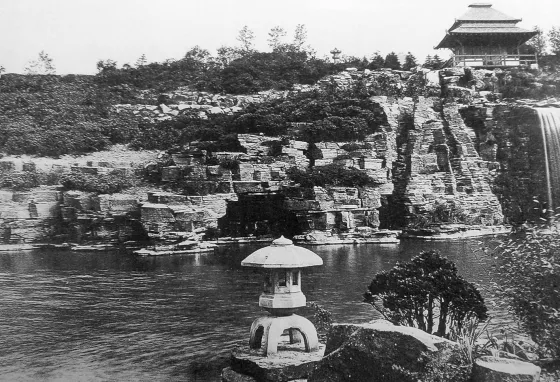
[[1, 66, 557, 248]]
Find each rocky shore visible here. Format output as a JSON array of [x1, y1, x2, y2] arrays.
[[1, 66, 558, 253]]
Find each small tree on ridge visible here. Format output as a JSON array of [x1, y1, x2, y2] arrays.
[[24, 50, 56, 75], [402, 52, 418, 71], [384, 52, 401, 70], [527, 26, 548, 57], [549, 26, 560, 55]]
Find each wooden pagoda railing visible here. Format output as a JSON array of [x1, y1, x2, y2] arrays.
[[452, 54, 538, 68]]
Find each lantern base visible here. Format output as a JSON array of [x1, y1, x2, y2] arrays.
[[248, 314, 319, 357]]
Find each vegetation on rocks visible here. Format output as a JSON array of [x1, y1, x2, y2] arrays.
[[492, 224, 560, 358], [364, 251, 488, 338], [286, 164, 376, 188], [60, 171, 137, 194], [0, 170, 63, 191]]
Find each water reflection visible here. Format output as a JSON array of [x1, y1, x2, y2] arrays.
[[0, 238, 509, 381]]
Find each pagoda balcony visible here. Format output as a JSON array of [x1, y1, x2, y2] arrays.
[[452, 53, 537, 68]]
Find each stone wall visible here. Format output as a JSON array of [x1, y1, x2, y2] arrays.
[[461, 104, 547, 224], [6, 67, 545, 246], [389, 97, 503, 233], [0, 186, 62, 243]]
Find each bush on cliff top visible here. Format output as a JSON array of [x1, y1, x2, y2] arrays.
[[364, 250, 488, 338]]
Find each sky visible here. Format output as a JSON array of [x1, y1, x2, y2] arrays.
[[0, 0, 558, 74]]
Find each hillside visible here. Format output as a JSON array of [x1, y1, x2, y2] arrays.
[[1, 59, 560, 250]]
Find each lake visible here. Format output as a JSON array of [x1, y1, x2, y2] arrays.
[[0, 238, 513, 381]]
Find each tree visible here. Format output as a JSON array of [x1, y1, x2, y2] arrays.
[[526, 26, 548, 57], [267, 26, 287, 51], [432, 54, 444, 69], [423, 55, 434, 69], [217, 45, 242, 67], [548, 26, 560, 55], [368, 52, 385, 70], [292, 24, 308, 52], [24, 50, 56, 75], [237, 25, 255, 53], [492, 225, 560, 358], [384, 52, 401, 70], [184, 46, 211, 63], [402, 52, 418, 71], [0, 65, 5, 75], [96, 59, 117, 73], [364, 250, 488, 337], [135, 53, 147, 67]]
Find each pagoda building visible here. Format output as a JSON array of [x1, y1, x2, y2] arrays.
[[435, 3, 538, 68]]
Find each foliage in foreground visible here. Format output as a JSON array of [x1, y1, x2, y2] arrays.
[[364, 250, 488, 338], [493, 224, 560, 358]]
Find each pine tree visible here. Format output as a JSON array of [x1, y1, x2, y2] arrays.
[[267, 26, 287, 51], [526, 26, 547, 57], [384, 52, 401, 70], [135, 54, 147, 67], [549, 26, 560, 55], [423, 55, 433, 69], [369, 53, 385, 70], [432, 55, 444, 69], [292, 24, 308, 51], [24, 51, 56, 75], [402, 52, 418, 71], [237, 25, 255, 53]]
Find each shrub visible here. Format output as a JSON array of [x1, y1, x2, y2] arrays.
[[0, 170, 64, 190], [286, 164, 375, 188], [0, 122, 110, 157], [307, 302, 333, 342], [218, 158, 240, 172], [492, 225, 560, 357], [364, 250, 488, 337], [61, 171, 136, 194], [340, 142, 373, 152]]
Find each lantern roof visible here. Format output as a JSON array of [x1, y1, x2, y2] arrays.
[[241, 236, 323, 269]]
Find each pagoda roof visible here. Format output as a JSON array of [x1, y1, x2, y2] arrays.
[[456, 3, 521, 22], [451, 23, 533, 34], [436, 4, 537, 49]]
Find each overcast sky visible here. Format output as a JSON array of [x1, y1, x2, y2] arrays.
[[0, 0, 558, 74]]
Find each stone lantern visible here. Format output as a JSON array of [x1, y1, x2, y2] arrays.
[[241, 236, 323, 356], [330, 48, 341, 64]]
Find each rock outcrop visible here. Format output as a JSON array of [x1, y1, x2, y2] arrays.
[[472, 356, 541, 382], [8, 67, 552, 247], [308, 320, 468, 382]]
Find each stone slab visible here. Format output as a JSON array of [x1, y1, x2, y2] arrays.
[[231, 343, 325, 382], [472, 356, 541, 382]]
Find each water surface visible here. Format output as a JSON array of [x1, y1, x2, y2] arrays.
[[0, 238, 510, 381]]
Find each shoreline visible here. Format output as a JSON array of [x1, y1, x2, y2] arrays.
[[0, 225, 511, 254]]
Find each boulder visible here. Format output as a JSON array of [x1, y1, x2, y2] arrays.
[[221, 367, 257, 382], [229, 344, 325, 382], [447, 86, 474, 103], [442, 67, 465, 77], [159, 103, 172, 114], [308, 320, 468, 382], [209, 106, 224, 114], [472, 356, 541, 382]]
